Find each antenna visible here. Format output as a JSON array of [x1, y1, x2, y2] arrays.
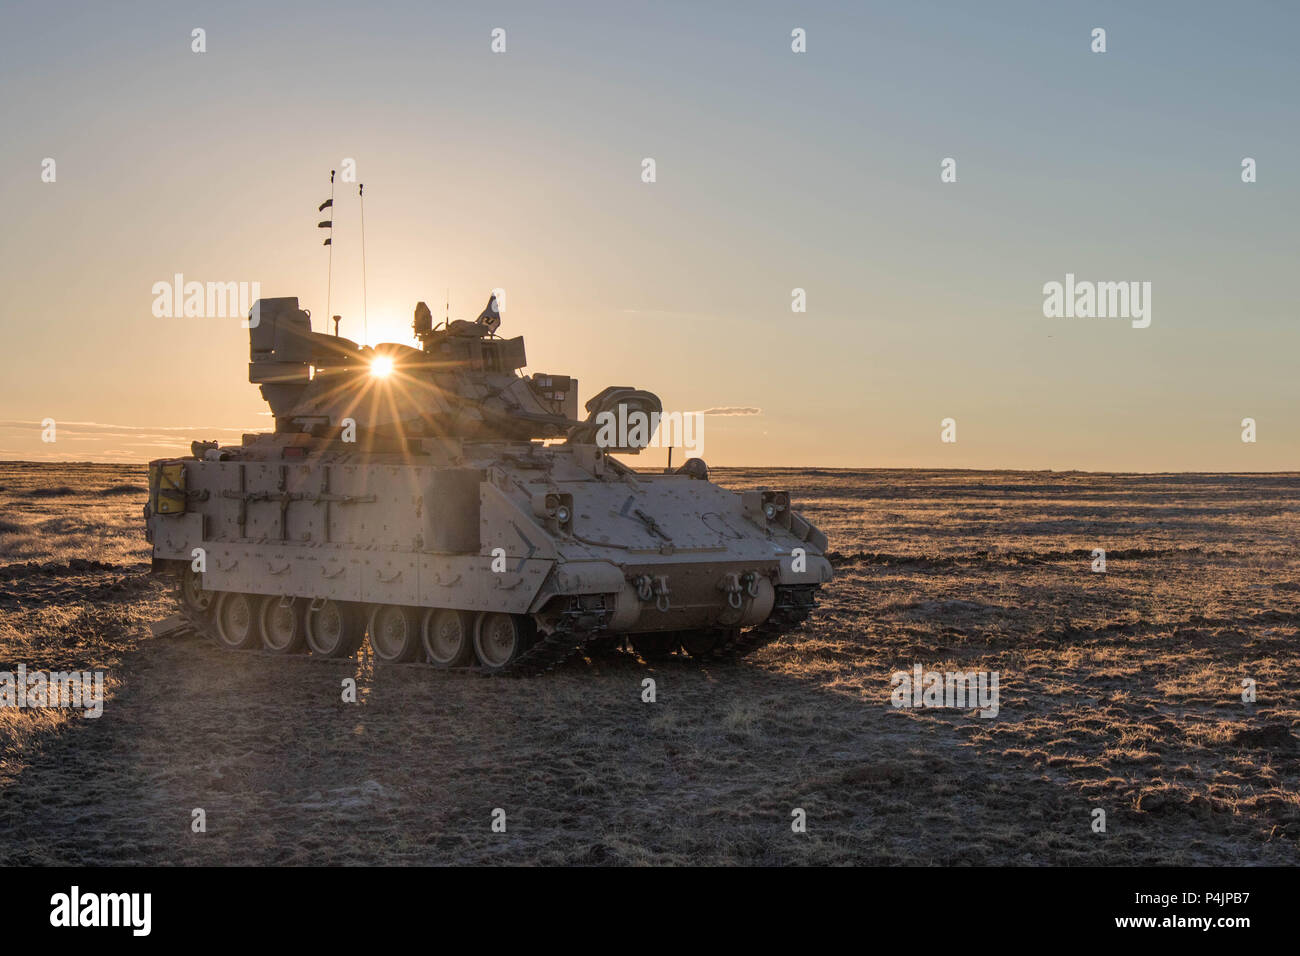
[[358, 182, 368, 345], [318, 170, 337, 335], [444, 288, 449, 330]]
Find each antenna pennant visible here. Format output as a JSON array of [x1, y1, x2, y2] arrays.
[[318, 199, 333, 211], [317, 220, 332, 229], [323, 237, 331, 246]]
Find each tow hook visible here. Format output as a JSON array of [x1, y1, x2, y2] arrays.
[[720, 572, 743, 609], [652, 575, 671, 612], [720, 571, 761, 609], [632, 574, 672, 612]]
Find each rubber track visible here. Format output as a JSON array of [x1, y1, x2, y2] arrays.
[[171, 582, 820, 675], [498, 625, 587, 677]]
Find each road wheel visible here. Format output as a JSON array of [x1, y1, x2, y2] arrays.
[[259, 596, 306, 654], [213, 591, 260, 650], [630, 632, 680, 661], [473, 612, 528, 672], [179, 565, 214, 617], [369, 604, 421, 663], [422, 608, 474, 668], [305, 599, 365, 659]]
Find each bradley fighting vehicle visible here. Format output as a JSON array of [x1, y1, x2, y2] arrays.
[[145, 295, 832, 674]]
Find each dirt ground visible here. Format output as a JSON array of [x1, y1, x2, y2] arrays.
[[1, 461, 1297, 865]]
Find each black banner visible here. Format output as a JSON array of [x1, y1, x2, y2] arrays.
[[1, 866, 1279, 941]]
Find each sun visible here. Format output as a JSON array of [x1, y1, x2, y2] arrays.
[[369, 355, 395, 378]]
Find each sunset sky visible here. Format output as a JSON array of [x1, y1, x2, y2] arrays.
[[1, 0, 1296, 470]]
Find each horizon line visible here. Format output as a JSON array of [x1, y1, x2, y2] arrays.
[[1, 458, 1296, 478]]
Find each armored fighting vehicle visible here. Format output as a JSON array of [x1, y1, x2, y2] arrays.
[[144, 295, 832, 674]]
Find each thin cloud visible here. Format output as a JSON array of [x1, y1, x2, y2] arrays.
[[0, 420, 265, 434], [0, 420, 270, 463], [693, 406, 762, 417]]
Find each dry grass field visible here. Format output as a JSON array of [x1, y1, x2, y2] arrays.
[[1, 461, 1297, 865]]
